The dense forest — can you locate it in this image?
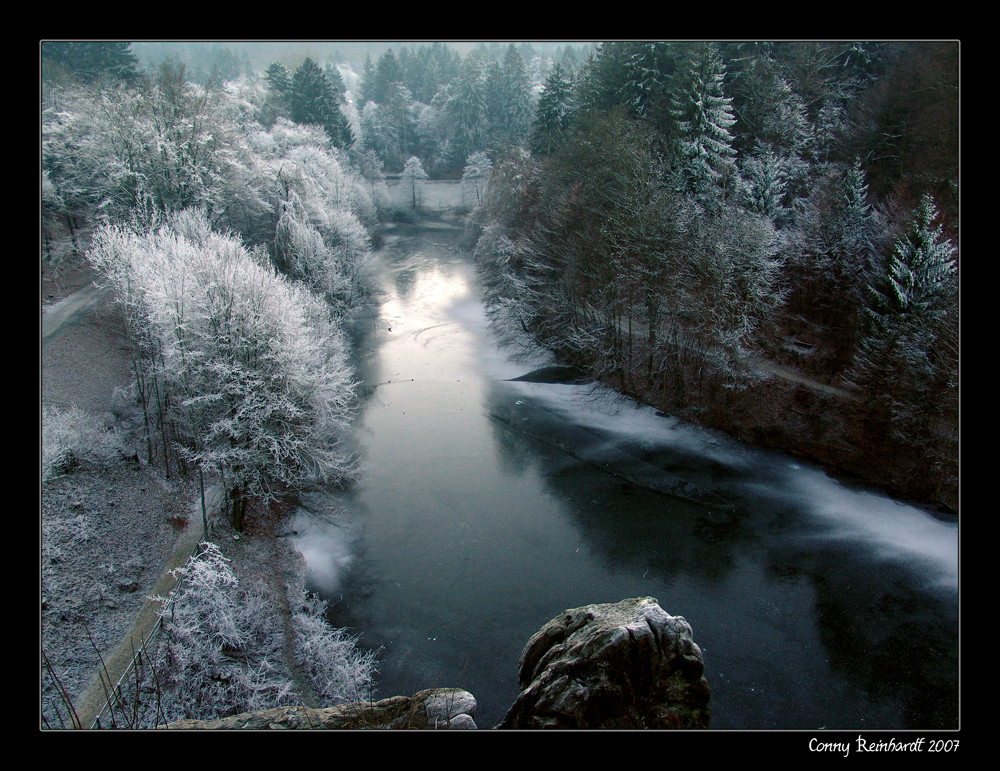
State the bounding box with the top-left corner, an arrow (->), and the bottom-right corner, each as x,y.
41,40 -> 958,518
466,42 -> 959,512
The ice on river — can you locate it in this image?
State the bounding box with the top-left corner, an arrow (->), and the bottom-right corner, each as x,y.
491,365 -> 958,594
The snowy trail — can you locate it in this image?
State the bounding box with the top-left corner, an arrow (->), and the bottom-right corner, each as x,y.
42,282 -> 108,340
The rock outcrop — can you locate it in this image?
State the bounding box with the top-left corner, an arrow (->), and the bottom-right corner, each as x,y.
162,597 -> 709,730
497,596 -> 710,729
163,687 -> 477,730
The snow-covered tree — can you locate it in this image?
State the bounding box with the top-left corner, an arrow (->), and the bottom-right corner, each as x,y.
670,42 -> 738,206
865,193 -> 956,328
671,201 -> 786,385
793,159 -> 882,291
737,144 -> 790,225
783,158 -> 886,358
848,194 -> 957,492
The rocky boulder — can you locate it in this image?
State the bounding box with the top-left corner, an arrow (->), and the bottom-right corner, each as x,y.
497,596 -> 710,729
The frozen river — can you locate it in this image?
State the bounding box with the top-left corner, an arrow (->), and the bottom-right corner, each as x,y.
291,217 -> 958,730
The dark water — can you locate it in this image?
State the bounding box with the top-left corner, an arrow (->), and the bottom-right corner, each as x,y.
291,218 -> 958,730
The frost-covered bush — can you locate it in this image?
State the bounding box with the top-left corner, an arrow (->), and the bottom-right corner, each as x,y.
288,580 -> 377,704
147,542 -> 377,724
42,407 -> 125,481
152,542 -> 294,721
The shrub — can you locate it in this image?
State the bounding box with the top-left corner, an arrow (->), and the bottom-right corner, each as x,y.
42,407 -> 125,481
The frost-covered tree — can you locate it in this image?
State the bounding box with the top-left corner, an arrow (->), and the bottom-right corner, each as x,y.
87,212 -> 358,531
726,47 -> 810,156
401,155 -> 428,209
250,118 -> 377,301
678,204 -> 785,369
784,158 -> 886,359
737,144 -> 790,225
462,151 -> 492,205
43,71 -> 268,253
152,541 -> 290,720
287,581 -> 378,705
148,542 -> 376,723
793,159 -> 882,291
42,88 -> 126,239
623,42 -> 677,132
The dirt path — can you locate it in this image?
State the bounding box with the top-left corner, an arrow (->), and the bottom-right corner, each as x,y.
42,283 -> 108,341
72,491 -> 217,728
749,356 -> 854,400
42,276 -> 316,728
41,276 -> 215,728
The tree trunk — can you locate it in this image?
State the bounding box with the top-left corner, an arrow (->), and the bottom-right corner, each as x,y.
231,485 -> 248,532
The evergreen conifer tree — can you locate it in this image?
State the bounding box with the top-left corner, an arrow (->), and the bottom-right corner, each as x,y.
669,42 -> 738,205
372,49 -> 404,105
291,58 -> 354,148
358,53 -> 376,105
866,193 -> 956,329
325,63 -> 347,102
531,63 -> 575,156
43,41 -> 142,85
265,61 -> 292,95
484,45 -> 533,152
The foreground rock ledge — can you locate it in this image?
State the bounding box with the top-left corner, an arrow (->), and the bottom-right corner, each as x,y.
498,596 -> 710,729
162,688 -> 477,730
160,597 -> 708,730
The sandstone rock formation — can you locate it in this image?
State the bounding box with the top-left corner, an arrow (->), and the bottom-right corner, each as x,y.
163,687 -> 477,729
497,596 -> 710,729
